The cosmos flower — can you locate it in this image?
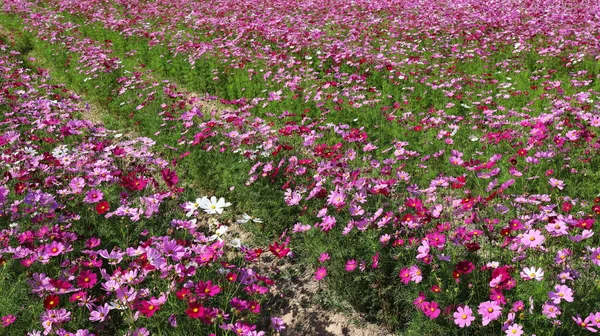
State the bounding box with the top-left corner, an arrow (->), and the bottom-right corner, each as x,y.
199,196 -> 231,214
453,306 -> 475,328
315,267 -> 327,281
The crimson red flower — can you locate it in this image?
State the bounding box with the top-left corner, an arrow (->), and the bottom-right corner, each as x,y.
455,260 -> 475,274
176,288 -> 191,300
49,279 -> 72,293
120,172 -> 149,191
465,242 -> 480,252
161,168 -> 179,188
96,201 -> 110,215
185,302 -> 205,319
269,241 -> 290,259
44,295 -> 60,309
226,272 -> 238,282
14,183 -> 27,194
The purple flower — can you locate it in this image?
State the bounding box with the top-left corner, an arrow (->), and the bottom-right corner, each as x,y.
89,304 -> 111,322
548,285 -> 574,304
271,317 -> 286,332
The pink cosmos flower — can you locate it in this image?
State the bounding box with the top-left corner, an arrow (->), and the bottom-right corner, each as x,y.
542,302 -> 561,319
520,229 -> 545,248
399,268 -> 411,284
505,323 -> 524,336
318,253 -> 330,263
548,284 -> 574,304
478,301 -> 502,326
453,306 -> 475,328
89,303 -> 111,322
76,270 -> 98,289
45,241 -> 65,257
196,280 -> 221,298
573,315 -> 598,333
84,189 -> 104,203
315,267 -> 327,281
345,259 -> 357,272
1,314 -> 16,327
423,301 -> 440,319
413,293 -> 427,310
549,178 -> 565,190
409,265 -> 422,283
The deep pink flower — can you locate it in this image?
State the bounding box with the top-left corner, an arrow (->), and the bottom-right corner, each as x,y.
573,315 -> 598,333
423,301 -> 440,319
76,270 -> 98,289
315,267 -> 327,281
196,280 -> 221,298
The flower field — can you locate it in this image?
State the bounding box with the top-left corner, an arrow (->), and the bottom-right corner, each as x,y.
2,0 -> 600,335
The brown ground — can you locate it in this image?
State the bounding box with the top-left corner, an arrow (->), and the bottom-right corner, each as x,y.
270,264 -> 393,336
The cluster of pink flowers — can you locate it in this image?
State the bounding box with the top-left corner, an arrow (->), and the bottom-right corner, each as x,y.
0,41 -> 283,335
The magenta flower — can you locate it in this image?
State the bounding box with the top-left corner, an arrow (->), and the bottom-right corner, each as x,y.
1,314 -> 16,327
84,189 -> 104,203
399,268 -> 411,284
453,306 -> 475,328
315,267 -> 327,281
45,241 -> 65,257
76,270 -> 97,289
345,259 -> 357,272
196,280 -> 221,298
413,293 -> 427,310
423,301 -> 440,320
573,315 -> 598,333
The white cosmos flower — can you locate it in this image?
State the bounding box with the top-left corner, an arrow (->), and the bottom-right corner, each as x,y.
200,196 -> 231,214
215,225 -> 229,236
236,213 -> 263,224
520,266 -> 544,281
229,238 -> 242,248
109,301 -> 127,310
185,197 -> 207,217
